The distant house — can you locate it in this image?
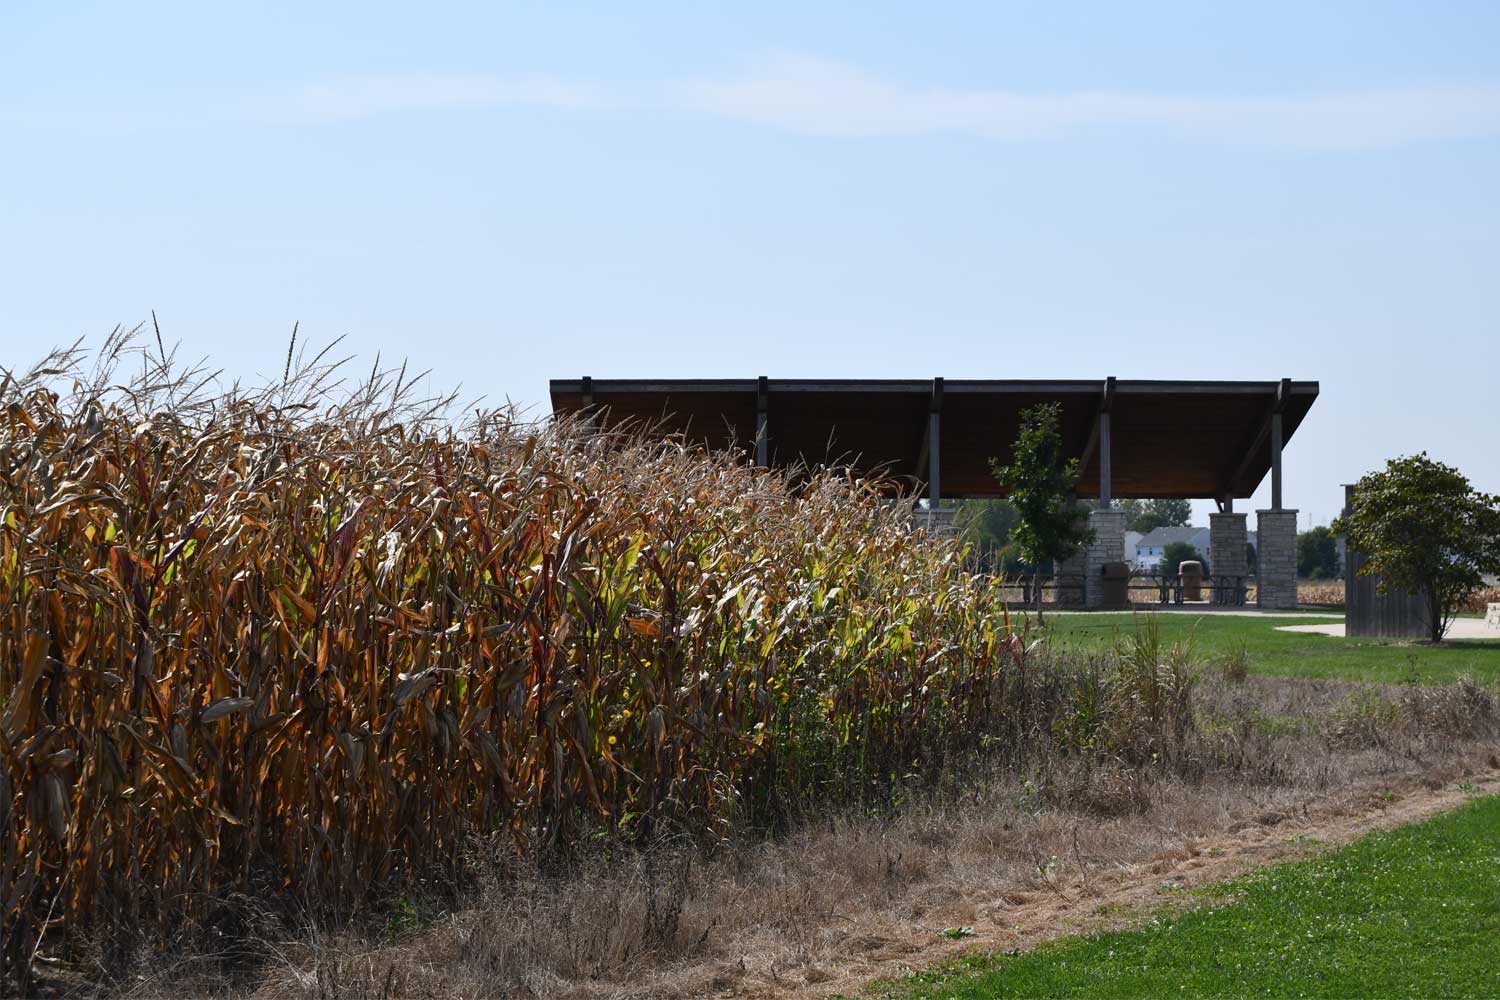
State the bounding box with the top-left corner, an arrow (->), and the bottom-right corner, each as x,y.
1135,526 -> 1207,571
1124,530 -> 1143,567
1134,525 -> 1259,572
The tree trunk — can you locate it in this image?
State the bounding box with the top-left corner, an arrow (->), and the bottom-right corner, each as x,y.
1428,588 -> 1444,644
1035,568 -> 1045,624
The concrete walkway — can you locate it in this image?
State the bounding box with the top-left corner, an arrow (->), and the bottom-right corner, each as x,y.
1277,618 -> 1500,640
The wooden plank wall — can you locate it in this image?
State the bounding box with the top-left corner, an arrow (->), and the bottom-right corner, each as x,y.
1344,547 -> 1429,637
1342,485 -> 1429,638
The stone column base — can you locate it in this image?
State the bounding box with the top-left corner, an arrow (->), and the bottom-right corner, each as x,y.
1209,512 -> 1248,605
1054,550 -> 1086,607
1085,508 -> 1129,608
1256,509 -> 1299,610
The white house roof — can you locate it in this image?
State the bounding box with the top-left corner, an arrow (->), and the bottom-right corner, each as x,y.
1138,526 -> 1204,548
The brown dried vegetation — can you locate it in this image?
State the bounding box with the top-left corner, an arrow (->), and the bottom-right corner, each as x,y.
1296,580 -> 1346,606
227,673 -> 1497,1000
0,334 -> 1052,992
1295,578 -> 1500,612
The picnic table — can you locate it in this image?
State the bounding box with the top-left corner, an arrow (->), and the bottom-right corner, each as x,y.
1140,572 -> 1249,607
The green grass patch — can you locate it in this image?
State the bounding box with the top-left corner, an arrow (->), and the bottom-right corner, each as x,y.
1033,612 -> 1500,685
862,795 -> 1500,999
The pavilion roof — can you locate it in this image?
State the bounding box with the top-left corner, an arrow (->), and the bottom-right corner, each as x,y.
547,377 -> 1318,501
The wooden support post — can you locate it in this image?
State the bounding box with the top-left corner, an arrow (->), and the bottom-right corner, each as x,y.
1099,412 -> 1112,509
1223,377 -> 1291,509
927,377 -> 943,510
579,375 -> 597,432
1098,377 -> 1115,509
1270,377 -> 1289,510
755,376 -> 769,469
1270,411 -> 1283,510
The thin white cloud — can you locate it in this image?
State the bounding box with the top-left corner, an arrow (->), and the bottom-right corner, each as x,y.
679,54 -> 1500,150
0,74 -> 616,132
12,54 -> 1500,150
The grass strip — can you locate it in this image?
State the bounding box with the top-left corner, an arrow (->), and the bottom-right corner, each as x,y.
865,793 -> 1500,999
1040,613 -> 1500,685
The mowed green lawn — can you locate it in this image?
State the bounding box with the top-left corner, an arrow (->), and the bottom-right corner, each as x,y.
863,794 -> 1500,999
1027,612 -> 1500,685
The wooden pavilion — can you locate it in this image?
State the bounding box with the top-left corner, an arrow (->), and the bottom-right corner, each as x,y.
548,377 -> 1316,510
549,377 -> 1317,609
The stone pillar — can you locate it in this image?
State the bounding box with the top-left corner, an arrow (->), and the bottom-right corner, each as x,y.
1084,508 -> 1128,608
1209,512 -> 1248,604
1054,550 -> 1086,608
1256,509 -> 1298,610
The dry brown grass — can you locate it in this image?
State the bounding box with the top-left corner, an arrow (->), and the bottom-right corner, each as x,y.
199,672 -> 1497,1000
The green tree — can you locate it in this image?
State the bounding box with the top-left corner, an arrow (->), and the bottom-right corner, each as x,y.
1116,498 -> 1147,528
1297,525 -> 1341,579
951,499 -> 1027,574
1332,453 -> 1500,643
991,402 -> 1093,620
1119,498 -> 1193,533
1160,541 -> 1207,579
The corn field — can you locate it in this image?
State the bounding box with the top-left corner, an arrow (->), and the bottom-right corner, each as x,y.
1294,580 -> 1500,613
0,335 -> 1040,984
1296,581 -> 1346,606
1461,586 -> 1500,613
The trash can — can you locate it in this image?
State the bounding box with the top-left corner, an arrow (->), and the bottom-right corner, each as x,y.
1100,561 -> 1131,608
1179,560 -> 1203,602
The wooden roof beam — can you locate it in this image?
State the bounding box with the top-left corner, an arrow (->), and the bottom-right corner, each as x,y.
1076,376 -> 1115,473
1223,378 -> 1293,500
755,375 -> 769,468
913,378 -> 943,500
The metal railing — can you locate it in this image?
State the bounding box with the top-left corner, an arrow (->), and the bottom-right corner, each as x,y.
1002,574 -> 1251,608
1133,573 -> 1250,607
1016,579 -> 1085,606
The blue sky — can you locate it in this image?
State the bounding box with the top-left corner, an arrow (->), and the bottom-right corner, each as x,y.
4,2 -> 1499,526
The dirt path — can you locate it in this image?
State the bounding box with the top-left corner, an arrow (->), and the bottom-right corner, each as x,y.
731,750 -> 1500,1000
